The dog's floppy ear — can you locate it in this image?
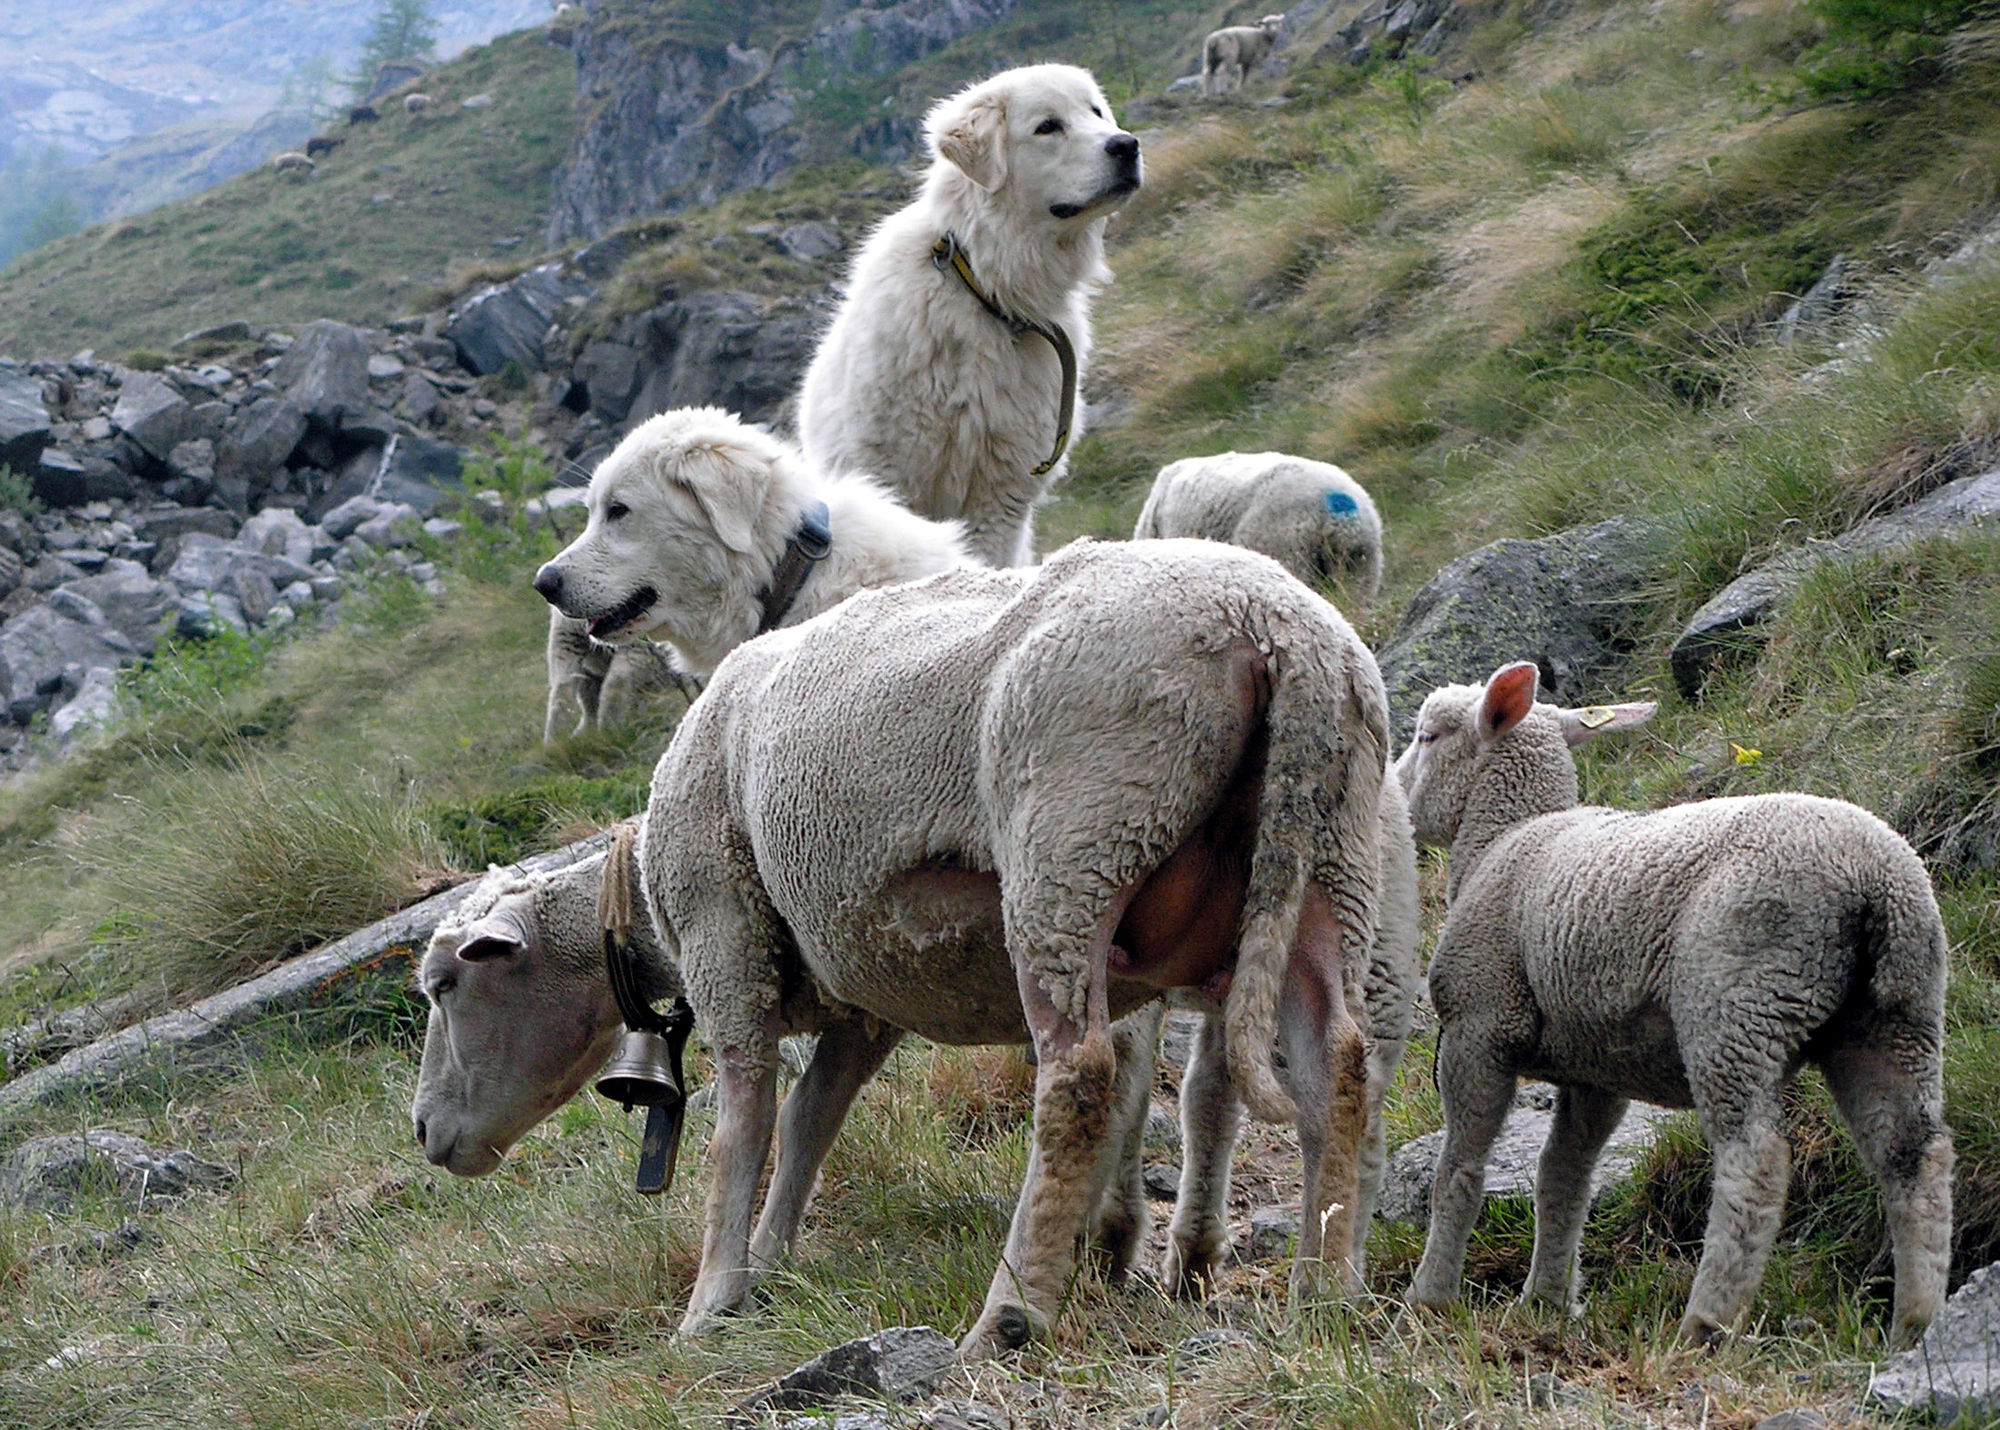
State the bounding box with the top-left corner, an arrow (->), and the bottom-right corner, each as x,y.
659,437 -> 763,555
930,88 -> 1008,191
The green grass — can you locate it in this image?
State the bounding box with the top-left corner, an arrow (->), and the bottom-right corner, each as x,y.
0,27 -> 574,357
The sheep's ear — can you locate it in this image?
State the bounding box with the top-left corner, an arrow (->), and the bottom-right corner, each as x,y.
664,440 -> 761,555
1556,701 -> 1657,748
1477,660 -> 1540,745
931,91 -> 1008,191
456,907 -> 529,962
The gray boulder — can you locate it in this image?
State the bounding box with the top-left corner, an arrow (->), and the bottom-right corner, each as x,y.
1377,1086 -> 1682,1224
239,507 -> 317,566
110,371 -> 203,462
1671,467 -> 2000,699
0,546 -> 20,600
1376,517 -> 1658,734
55,560 -> 169,649
0,605 -> 134,704
626,290 -> 816,430
130,505 -> 238,546
1868,1259 -> 2000,1421
778,220 -> 843,262
270,320 -> 372,431
51,665 -> 122,743
573,340 -> 645,424
730,1326 -> 956,1424
32,447 -> 135,508
214,396 -> 308,512
446,262 -> 590,375
0,366 -> 51,469
0,1128 -> 231,1212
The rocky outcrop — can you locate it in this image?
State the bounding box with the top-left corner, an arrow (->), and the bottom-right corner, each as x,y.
1868,1260 -> 2000,1420
1377,1084 -> 1683,1224
445,261 -> 593,376
1374,517 -> 1658,733
1670,468 -> 2000,699
730,1326 -> 957,1425
0,1129 -> 231,1212
546,0 -> 1022,244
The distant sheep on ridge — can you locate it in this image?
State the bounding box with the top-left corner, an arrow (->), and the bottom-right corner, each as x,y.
1203,14 -> 1285,98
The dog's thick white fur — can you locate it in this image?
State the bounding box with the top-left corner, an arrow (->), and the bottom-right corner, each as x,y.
797,64 -> 1141,568
534,407 -> 979,683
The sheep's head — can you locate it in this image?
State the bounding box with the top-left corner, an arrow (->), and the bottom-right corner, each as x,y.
410,853 -> 639,1176
1259,14 -> 1285,34
1395,661 -> 1655,852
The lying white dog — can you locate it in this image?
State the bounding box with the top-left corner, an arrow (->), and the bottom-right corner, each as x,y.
797,63 -> 1141,568
532,407 -> 978,681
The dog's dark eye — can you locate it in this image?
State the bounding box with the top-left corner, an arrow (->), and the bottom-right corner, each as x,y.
605,502 -> 630,521
1034,117 -> 1064,136
1090,105 -> 1103,118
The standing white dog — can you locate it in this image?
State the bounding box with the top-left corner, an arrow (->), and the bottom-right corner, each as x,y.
532,408 -> 978,681
797,64 -> 1141,568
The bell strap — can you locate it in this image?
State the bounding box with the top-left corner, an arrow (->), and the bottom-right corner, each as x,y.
930,232 -> 1078,477
602,925 -> 695,1195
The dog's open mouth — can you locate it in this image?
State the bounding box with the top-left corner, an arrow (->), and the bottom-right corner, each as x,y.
584,586 -> 657,641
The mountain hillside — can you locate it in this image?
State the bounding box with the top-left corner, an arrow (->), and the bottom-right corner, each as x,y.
1,0 -> 1999,1425
0,25 -> 575,356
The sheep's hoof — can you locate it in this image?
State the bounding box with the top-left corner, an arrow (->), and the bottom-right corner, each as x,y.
1161,1235 -> 1225,1299
674,1305 -> 727,1341
960,1303 -> 1038,1359
1676,1312 -> 1729,1350
1091,1209 -> 1147,1284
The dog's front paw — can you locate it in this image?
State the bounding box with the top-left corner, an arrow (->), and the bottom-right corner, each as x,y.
959,1302 -> 1041,1360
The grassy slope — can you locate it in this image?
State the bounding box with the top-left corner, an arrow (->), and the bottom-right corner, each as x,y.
4,2 -> 2000,1425
0,26 -> 574,359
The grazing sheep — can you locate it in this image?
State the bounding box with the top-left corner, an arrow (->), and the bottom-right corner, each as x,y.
348,103 -> 379,125
422,538 -> 1399,1355
304,134 -> 344,159
648,538 -> 1392,1355
1395,660 -> 1954,1348
403,92 -> 434,116
533,408 -> 981,741
270,152 -> 315,177
1134,451 -> 1384,611
1202,14 -> 1285,98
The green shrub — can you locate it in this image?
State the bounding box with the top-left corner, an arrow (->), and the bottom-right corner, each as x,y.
0,463 -> 42,515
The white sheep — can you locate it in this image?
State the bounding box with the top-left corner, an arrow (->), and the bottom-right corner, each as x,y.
1394,660 -> 1954,1348
419,538 -> 1404,1357
1202,14 -> 1286,98
403,92 -> 434,116
1133,451 -> 1383,611
270,152 -> 315,177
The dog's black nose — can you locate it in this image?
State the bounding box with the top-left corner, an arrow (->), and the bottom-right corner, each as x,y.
1105,133 -> 1139,163
532,565 -> 564,604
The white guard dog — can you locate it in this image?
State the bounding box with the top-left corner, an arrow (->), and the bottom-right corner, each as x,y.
797,64 -> 1141,568
532,407 -> 978,680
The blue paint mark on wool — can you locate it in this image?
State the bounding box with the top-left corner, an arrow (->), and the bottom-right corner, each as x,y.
1323,489 -> 1359,517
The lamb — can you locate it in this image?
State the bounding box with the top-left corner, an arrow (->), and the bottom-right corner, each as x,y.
304,135 -> 344,159
1133,451 -> 1383,611
1202,14 -> 1285,99
403,92 -> 434,116
421,537 -> 1404,1355
270,152 -> 315,177
533,408 -> 981,739
1395,660 -> 1954,1347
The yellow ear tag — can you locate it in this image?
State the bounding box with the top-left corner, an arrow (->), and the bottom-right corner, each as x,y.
1576,706 -> 1616,729
1731,742 -> 1763,766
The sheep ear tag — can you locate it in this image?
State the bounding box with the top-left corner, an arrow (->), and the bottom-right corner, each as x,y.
1576,706 -> 1616,729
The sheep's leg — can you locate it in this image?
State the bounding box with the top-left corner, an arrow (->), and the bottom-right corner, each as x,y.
747,1018 -> 905,1272
678,1036 -> 781,1338
1280,883 -> 1370,1303
1820,1036 -> 1953,1349
1522,1084 -> 1627,1312
1163,1010 -> 1244,1296
1352,1030 -> 1409,1278
1406,1026 -> 1516,1309
1681,1088 -> 1790,1346
962,914 -> 1120,1359
1089,1003 -> 1165,1283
